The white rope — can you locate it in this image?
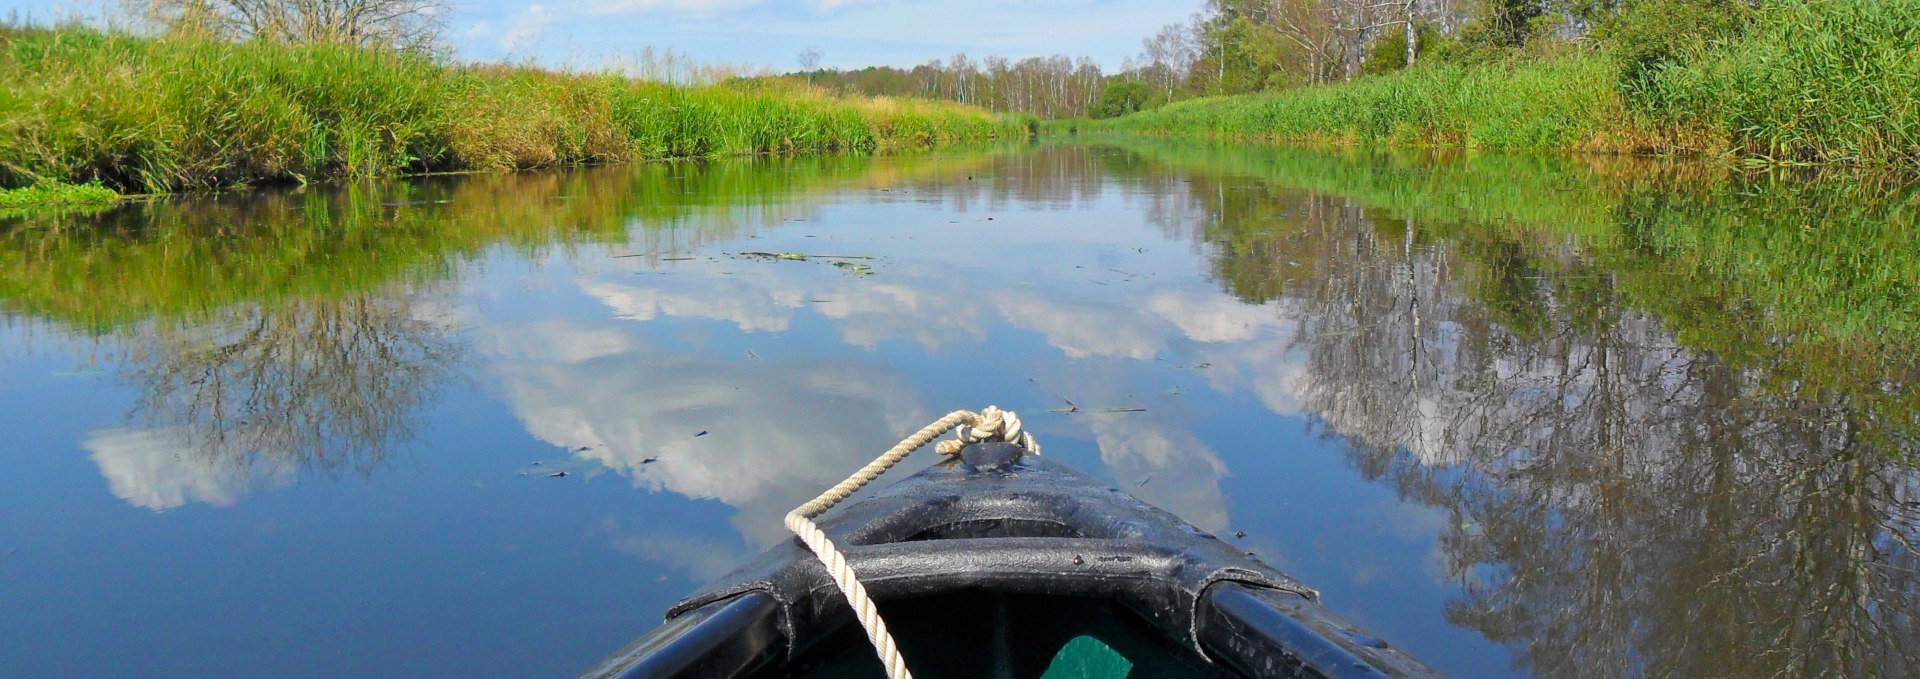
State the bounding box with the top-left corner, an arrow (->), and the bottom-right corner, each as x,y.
783,406 -> 1038,679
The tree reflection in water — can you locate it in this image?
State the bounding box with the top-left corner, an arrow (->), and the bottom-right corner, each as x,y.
7,154 -> 957,497
1160,151 -> 1920,677
118,294 -> 462,479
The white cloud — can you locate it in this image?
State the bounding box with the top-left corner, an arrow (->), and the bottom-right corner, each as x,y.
85,428 -> 290,511
594,517 -> 756,579
1190,337 -> 1308,417
476,319 -> 639,363
584,0 -> 765,17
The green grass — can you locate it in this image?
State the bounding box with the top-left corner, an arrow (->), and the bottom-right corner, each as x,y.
1079,54 -> 1632,152
1070,0 -> 1920,168
0,179 -> 121,219
1635,0 -> 1920,165
0,26 -> 1026,194
0,180 -> 120,207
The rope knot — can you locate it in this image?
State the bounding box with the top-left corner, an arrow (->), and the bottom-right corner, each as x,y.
785,406 -> 1042,679
935,406 -> 1036,455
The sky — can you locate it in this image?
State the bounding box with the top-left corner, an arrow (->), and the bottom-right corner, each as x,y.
6,0 -> 1203,72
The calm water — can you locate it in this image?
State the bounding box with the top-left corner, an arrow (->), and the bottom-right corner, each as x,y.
2,142 -> 1916,678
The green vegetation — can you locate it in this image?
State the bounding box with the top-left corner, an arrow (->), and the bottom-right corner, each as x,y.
1094,82 -> 1152,119
1072,0 -> 1920,168
0,180 -> 122,218
1632,0 -> 1920,165
1078,54 -> 1631,152
0,26 -> 1025,195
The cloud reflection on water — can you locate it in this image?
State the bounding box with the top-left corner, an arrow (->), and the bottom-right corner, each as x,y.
85,427 -> 290,511
466,247 -> 1290,544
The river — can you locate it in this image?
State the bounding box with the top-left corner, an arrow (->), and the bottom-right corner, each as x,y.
2,142 -> 1915,678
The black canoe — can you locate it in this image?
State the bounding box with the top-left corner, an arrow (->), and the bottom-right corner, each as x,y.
581,442 -> 1443,679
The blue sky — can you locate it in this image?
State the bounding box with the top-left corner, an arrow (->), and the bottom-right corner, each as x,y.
6,0 -> 1202,71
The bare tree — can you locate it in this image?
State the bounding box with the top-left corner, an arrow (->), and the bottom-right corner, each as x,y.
142,0 -> 446,50
1139,23 -> 1196,99
797,46 -> 822,84
1268,0 -> 1343,84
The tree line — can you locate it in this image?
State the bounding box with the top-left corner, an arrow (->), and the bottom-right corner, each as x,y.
784,0 -> 1733,119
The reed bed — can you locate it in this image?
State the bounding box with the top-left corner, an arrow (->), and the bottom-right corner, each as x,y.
1635,0 -> 1920,165
1090,54 -> 1631,152
1072,0 -> 1920,168
0,26 -> 1024,194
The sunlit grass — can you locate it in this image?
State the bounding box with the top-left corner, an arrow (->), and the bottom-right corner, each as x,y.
1071,0 -> 1920,168
0,180 -> 120,207
1078,54 -> 1635,152
1635,0 -> 1920,165
0,25 -> 1026,194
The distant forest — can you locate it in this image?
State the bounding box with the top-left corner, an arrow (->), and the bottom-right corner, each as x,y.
773,0 -> 1616,119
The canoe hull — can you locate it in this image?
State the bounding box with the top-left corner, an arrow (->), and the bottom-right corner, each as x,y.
583,443 -> 1441,679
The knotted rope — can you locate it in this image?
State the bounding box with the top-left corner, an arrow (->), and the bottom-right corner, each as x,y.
783,406 -> 1038,679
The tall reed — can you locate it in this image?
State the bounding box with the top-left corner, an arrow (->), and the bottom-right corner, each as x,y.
0,26 -> 1024,193
1082,53 -> 1631,152
1635,0 -> 1920,165
1074,0 -> 1920,168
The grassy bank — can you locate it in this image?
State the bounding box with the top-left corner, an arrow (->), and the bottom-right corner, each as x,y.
1079,54 -> 1635,152
0,26 -> 1028,196
1069,0 -> 1920,167
1635,0 -> 1920,165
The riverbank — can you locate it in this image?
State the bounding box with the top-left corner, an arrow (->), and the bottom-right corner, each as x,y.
1063,0 -> 1920,168
1066,54 -> 1635,152
0,26 -> 1029,198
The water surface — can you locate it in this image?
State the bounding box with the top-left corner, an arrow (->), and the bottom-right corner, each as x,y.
2,142 -> 1915,678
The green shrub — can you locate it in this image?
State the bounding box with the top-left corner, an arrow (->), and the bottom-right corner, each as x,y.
1363,24 -> 1444,75
1597,0 -> 1757,92
1095,81 -> 1151,119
